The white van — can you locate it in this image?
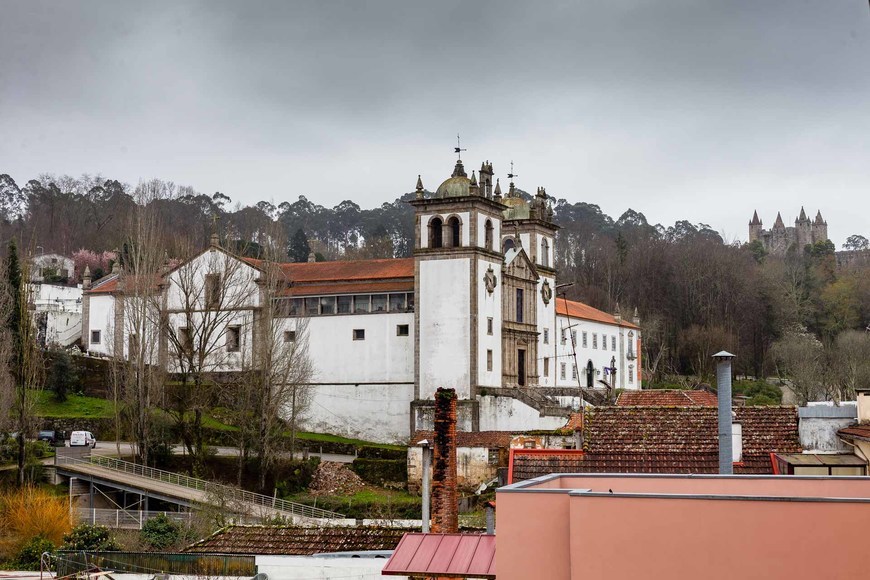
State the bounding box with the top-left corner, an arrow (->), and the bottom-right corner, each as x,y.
69,430 -> 96,448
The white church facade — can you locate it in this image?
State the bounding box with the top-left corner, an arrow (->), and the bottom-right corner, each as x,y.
82,158 -> 641,443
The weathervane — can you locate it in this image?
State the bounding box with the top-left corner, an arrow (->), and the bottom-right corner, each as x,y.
455,133 -> 466,160
507,160 -> 518,182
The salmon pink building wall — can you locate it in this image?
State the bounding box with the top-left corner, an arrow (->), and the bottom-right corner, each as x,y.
497,474 -> 870,580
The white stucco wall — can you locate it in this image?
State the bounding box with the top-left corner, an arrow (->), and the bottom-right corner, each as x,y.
255,555 -> 398,580
478,395 -> 569,432
553,314 -> 639,390
418,258 -> 471,399
296,312 -> 414,383
164,249 -> 261,311
537,275 -> 556,386
306,383 -> 414,443
86,294 -> 115,356
476,212 -> 502,250
477,257 -> 502,387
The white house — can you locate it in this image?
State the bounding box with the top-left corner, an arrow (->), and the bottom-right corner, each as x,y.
30,252 -> 75,282
82,157 -> 642,443
29,282 -> 83,347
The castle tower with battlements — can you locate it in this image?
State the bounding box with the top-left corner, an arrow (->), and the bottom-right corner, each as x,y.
748,207 -> 829,255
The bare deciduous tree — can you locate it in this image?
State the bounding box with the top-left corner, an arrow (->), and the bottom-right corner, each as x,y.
161,239 -> 259,474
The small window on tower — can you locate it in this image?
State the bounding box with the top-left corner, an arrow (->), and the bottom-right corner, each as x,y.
396,324 -> 409,337
353,329 -> 365,341
487,317 -> 493,335
487,349 -> 493,372
612,336 -> 616,351
543,357 -> 550,377
90,330 -> 101,344
543,328 -> 549,344
593,334 -> 598,350
560,363 -> 566,380
582,332 -> 587,348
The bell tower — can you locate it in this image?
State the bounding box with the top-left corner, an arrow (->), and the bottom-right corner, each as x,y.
411,155 -> 506,432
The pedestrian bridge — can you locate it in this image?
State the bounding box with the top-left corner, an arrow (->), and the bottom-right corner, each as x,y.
54,448 -> 346,525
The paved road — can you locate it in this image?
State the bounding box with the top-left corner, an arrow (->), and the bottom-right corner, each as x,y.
91,441 -> 356,463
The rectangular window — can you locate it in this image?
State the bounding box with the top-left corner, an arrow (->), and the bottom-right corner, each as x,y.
612,336 -> 617,351
90,330 -> 101,344
543,357 -> 550,377
389,293 -> 406,312
320,296 -> 336,315
372,294 -> 388,312
292,298 -> 304,316
337,295 -> 352,314
178,327 -> 192,353
572,330 -> 578,346
487,317 -> 493,335
629,365 -> 634,384
305,297 -> 319,316
593,334 -> 598,350
516,288 -> 524,323
353,328 -> 365,340
353,295 -> 370,313
226,326 -> 240,352
406,293 -> 415,312
572,364 -> 577,380
543,328 -> 549,344
205,274 -> 221,308
560,363 -> 566,380
283,330 -> 296,343
582,331 -> 587,348
397,324 -> 409,336
517,348 -> 526,386
487,349 -> 493,372
561,329 -> 567,345
488,448 -> 499,466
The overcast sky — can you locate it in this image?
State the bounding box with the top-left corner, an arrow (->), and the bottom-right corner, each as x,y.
2,1 -> 869,245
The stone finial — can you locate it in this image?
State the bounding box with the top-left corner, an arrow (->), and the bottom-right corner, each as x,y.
82,265 -> 92,290
493,178 -> 502,201
308,252 -> 316,263
613,302 -> 621,322
469,171 -> 479,195
111,261 -> 120,275
451,159 -> 467,178
416,175 -> 424,199
632,307 -> 640,326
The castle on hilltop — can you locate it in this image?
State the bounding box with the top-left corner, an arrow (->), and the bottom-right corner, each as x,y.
748,207 -> 828,255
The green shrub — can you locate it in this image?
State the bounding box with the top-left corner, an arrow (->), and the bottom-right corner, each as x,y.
140,514 -> 181,549
357,446 -> 406,460
733,380 -> 782,405
61,524 -> 121,551
15,535 -> 55,570
275,459 -> 320,495
351,458 -> 407,486
47,348 -> 80,403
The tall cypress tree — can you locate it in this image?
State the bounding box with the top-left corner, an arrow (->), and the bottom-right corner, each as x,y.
5,239 -> 22,378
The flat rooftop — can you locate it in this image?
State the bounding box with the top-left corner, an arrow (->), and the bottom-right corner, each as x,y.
500,472 -> 870,502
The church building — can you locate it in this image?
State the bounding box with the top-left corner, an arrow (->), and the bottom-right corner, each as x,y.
82,157 -> 641,443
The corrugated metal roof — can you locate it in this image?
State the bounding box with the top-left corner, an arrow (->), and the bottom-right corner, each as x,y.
776,453 -> 867,467
382,533 -> 496,578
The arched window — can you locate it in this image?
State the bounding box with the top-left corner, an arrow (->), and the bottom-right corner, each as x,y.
586,360 -> 594,389
448,216 -> 461,248
429,217 -> 443,249
541,238 -> 550,267
503,238 -> 515,253
484,220 -> 494,251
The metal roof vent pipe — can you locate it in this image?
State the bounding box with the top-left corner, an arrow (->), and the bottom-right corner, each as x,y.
713,351 -> 736,475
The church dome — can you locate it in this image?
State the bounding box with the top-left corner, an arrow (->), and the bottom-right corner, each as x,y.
434,159 -> 471,198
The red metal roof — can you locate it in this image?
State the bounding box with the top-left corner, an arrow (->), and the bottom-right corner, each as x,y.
555,298 -> 639,329
382,533 -> 496,578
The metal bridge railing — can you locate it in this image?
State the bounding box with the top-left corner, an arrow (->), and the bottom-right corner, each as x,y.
56,452 -> 345,520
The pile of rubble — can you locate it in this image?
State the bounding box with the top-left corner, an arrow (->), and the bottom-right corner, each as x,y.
309,461 -> 366,496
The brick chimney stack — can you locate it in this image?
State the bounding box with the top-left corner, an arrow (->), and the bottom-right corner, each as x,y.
431,387 -> 458,533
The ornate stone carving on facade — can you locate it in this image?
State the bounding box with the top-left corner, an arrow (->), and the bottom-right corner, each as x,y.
541,280 -> 552,304
484,266 -> 497,294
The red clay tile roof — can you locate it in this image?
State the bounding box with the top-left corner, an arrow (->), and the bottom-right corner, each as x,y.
86,274 -> 164,295
411,431 -> 513,449
837,425 -> 870,443
555,298 -> 639,329
382,533 -> 496,578
184,525 -> 413,555
616,389 -> 717,407
244,257 -> 414,283
511,406 -> 800,481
